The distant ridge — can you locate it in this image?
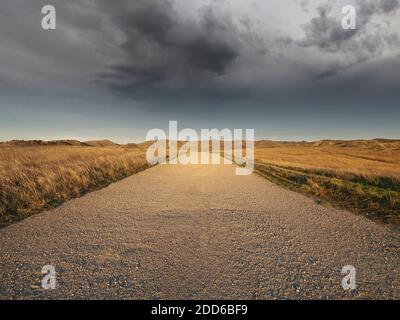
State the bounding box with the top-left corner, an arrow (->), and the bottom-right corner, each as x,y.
0,139 -> 85,146
1,139 -> 399,150
255,139 -> 400,150
124,143 -> 140,148
83,139 -> 119,147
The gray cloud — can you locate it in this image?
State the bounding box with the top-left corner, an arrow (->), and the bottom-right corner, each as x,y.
298,4 -> 358,52
299,0 -> 311,12
0,0 -> 399,116
95,0 -> 242,100
379,0 -> 400,13
295,0 -> 400,81
298,0 -> 399,53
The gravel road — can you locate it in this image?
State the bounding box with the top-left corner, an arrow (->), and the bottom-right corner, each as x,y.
0,159 -> 399,299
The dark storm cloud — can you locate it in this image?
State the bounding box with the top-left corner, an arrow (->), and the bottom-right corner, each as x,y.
0,0 -> 399,113
92,0 -> 400,107
0,0 -> 118,97
95,0 -> 241,99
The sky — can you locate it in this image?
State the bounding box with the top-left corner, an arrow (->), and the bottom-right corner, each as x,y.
0,0 -> 399,143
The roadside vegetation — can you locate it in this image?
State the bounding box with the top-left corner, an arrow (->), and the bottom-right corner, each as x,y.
1,138 -> 399,227
253,139 -> 400,225
0,141 -> 150,227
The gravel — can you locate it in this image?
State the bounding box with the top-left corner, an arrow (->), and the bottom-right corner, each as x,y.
0,161 -> 399,299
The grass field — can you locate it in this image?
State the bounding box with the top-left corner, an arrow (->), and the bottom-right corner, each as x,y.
253,139 -> 400,224
0,141 -> 150,227
1,138 -> 399,227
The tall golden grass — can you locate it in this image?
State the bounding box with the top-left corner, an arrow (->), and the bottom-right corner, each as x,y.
253,141 -> 400,224
1,139 -> 399,227
0,145 -> 150,227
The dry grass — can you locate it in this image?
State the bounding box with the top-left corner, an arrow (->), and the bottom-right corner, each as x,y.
253,140 -> 400,224
0,144 -> 150,227
2,139 -> 400,227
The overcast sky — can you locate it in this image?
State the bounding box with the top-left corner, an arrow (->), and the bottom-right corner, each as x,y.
0,0 -> 399,142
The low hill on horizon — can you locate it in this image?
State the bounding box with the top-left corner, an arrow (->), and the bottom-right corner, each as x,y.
0,139 -> 85,147
0,139 -> 121,148
83,139 -> 119,147
255,139 -> 400,150
1,138 -> 399,150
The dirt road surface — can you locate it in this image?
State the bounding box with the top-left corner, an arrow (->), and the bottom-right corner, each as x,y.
1,159 -> 399,299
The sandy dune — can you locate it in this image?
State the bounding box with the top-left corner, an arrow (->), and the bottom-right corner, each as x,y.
0,158 -> 399,299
